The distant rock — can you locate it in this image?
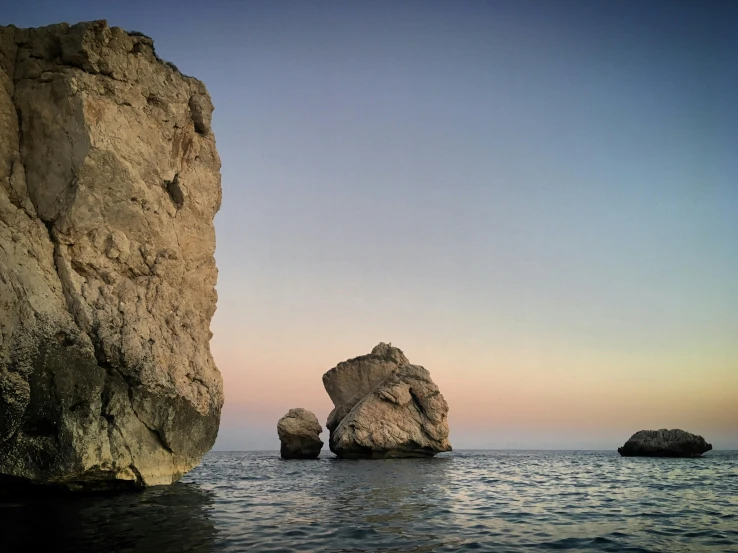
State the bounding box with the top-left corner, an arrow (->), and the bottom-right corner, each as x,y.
322,343 -> 451,459
618,429 -> 712,457
277,409 -> 323,459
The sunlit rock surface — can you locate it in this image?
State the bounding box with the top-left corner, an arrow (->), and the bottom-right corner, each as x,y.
323,343 -> 451,459
0,20 -> 223,491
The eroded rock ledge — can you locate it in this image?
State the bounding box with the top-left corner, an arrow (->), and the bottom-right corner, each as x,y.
322,343 -> 451,459
0,20 -> 223,491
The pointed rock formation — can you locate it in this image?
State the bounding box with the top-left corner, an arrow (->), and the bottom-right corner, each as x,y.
618,429 -> 712,458
322,343 -> 451,458
277,408 -> 323,459
0,21 -> 223,491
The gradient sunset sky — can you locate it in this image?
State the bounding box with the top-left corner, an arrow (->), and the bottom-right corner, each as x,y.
5,1 -> 737,450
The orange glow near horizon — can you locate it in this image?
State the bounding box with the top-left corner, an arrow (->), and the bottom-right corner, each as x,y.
210,325 -> 738,450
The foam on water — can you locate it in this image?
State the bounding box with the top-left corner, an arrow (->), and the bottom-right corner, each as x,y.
3,450 -> 737,552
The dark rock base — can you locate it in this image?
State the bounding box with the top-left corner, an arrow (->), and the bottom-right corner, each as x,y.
617,448 -> 709,458
280,441 -> 322,460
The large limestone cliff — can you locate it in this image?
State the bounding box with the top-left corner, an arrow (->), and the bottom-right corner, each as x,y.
0,20 -> 223,490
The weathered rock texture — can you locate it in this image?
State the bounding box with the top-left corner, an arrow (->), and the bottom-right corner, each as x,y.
0,21 -> 223,491
277,408 -> 323,459
618,429 -> 712,458
323,343 -> 451,459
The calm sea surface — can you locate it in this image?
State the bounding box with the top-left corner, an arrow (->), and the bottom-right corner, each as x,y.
2,450 -> 737,552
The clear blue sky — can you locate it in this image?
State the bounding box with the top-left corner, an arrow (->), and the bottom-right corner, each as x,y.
4,1 -> 738,450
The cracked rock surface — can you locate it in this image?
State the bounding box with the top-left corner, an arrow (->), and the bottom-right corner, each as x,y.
323,343 -> 451,459
0,20 -> 223,491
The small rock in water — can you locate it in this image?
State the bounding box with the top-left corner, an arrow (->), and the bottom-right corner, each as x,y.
277,409 -> 324,459
618,429 -> 712,457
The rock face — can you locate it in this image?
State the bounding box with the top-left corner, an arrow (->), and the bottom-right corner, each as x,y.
618,429 -> 712,458
277,408 -> 323,459
0,21 -> 223,491
323,343 -> 451,459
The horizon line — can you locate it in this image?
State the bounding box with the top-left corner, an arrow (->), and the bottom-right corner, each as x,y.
208,448 -> 736,453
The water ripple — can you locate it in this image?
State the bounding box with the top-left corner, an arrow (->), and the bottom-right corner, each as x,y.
2,450 -> 737,552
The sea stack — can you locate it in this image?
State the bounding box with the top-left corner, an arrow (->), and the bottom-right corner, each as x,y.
618,429 -> 712,458
322,343 -> 451,459
0,21 -> 223,491
277,409 -> 324,459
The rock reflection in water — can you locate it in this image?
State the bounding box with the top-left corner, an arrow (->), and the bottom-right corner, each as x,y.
325,457 -> 460,551
1,483 -> 217,552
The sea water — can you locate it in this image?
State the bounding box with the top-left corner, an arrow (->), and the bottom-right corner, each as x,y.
3,450 -> 737,552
